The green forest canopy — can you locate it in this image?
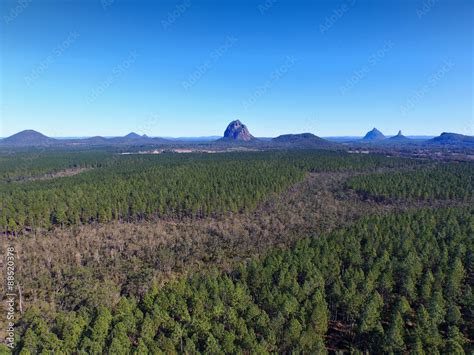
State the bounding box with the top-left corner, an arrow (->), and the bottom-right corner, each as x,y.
0,150 -> 423,232
346,163 -> 474,201
12,207 -> 473,354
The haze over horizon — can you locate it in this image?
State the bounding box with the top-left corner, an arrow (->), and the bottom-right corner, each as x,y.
1,0 -> 472,138
0,128 -> 440,140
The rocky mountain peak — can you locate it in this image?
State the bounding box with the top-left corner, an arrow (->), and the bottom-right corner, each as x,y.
363,128 -> 386,141
223,120 -> 254,141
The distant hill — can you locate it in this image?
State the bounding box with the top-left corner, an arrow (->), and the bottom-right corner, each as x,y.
1,130 -> 56,146
272,133 -> 337,148
0,130 -> 169,147
108,132 -> 168,145
363,128 -> 386,141
82,136 -> 109,144
388,130 -> 410,141
1,127 -> 472,150
429,132 -> 474,146
109,132 -> 144,143
124,132 -> 143,139
219,120 -> 255,141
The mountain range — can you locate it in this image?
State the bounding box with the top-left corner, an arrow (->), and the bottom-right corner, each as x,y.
1,122 -> 473,149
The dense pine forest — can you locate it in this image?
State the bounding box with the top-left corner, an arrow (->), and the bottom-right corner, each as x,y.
0,148 -> 473,353
0,150 -> 114,182
9,208 -> 473,353
2,0 -> 472,352
346,163 -> 474,201
0,150 -> 419,232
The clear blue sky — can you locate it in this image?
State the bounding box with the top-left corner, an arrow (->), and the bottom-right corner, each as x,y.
1,0 -> 472,137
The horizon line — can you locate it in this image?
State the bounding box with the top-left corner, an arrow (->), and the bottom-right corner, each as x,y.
1,128 -> 468,140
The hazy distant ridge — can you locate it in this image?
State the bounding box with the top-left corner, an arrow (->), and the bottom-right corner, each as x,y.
1,124 -> 473,149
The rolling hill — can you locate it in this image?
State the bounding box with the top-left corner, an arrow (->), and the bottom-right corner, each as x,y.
429,132 -> 474,146
272,133 -> 338,148
1,130 -> 56,146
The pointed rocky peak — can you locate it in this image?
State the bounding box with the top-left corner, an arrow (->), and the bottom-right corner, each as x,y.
363,128 -> 386,141
389,130 -> 409,141
222,120 -> 254,141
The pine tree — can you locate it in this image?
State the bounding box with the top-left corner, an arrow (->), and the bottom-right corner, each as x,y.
444,326 -> 467,354
385,311 -> 405,353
